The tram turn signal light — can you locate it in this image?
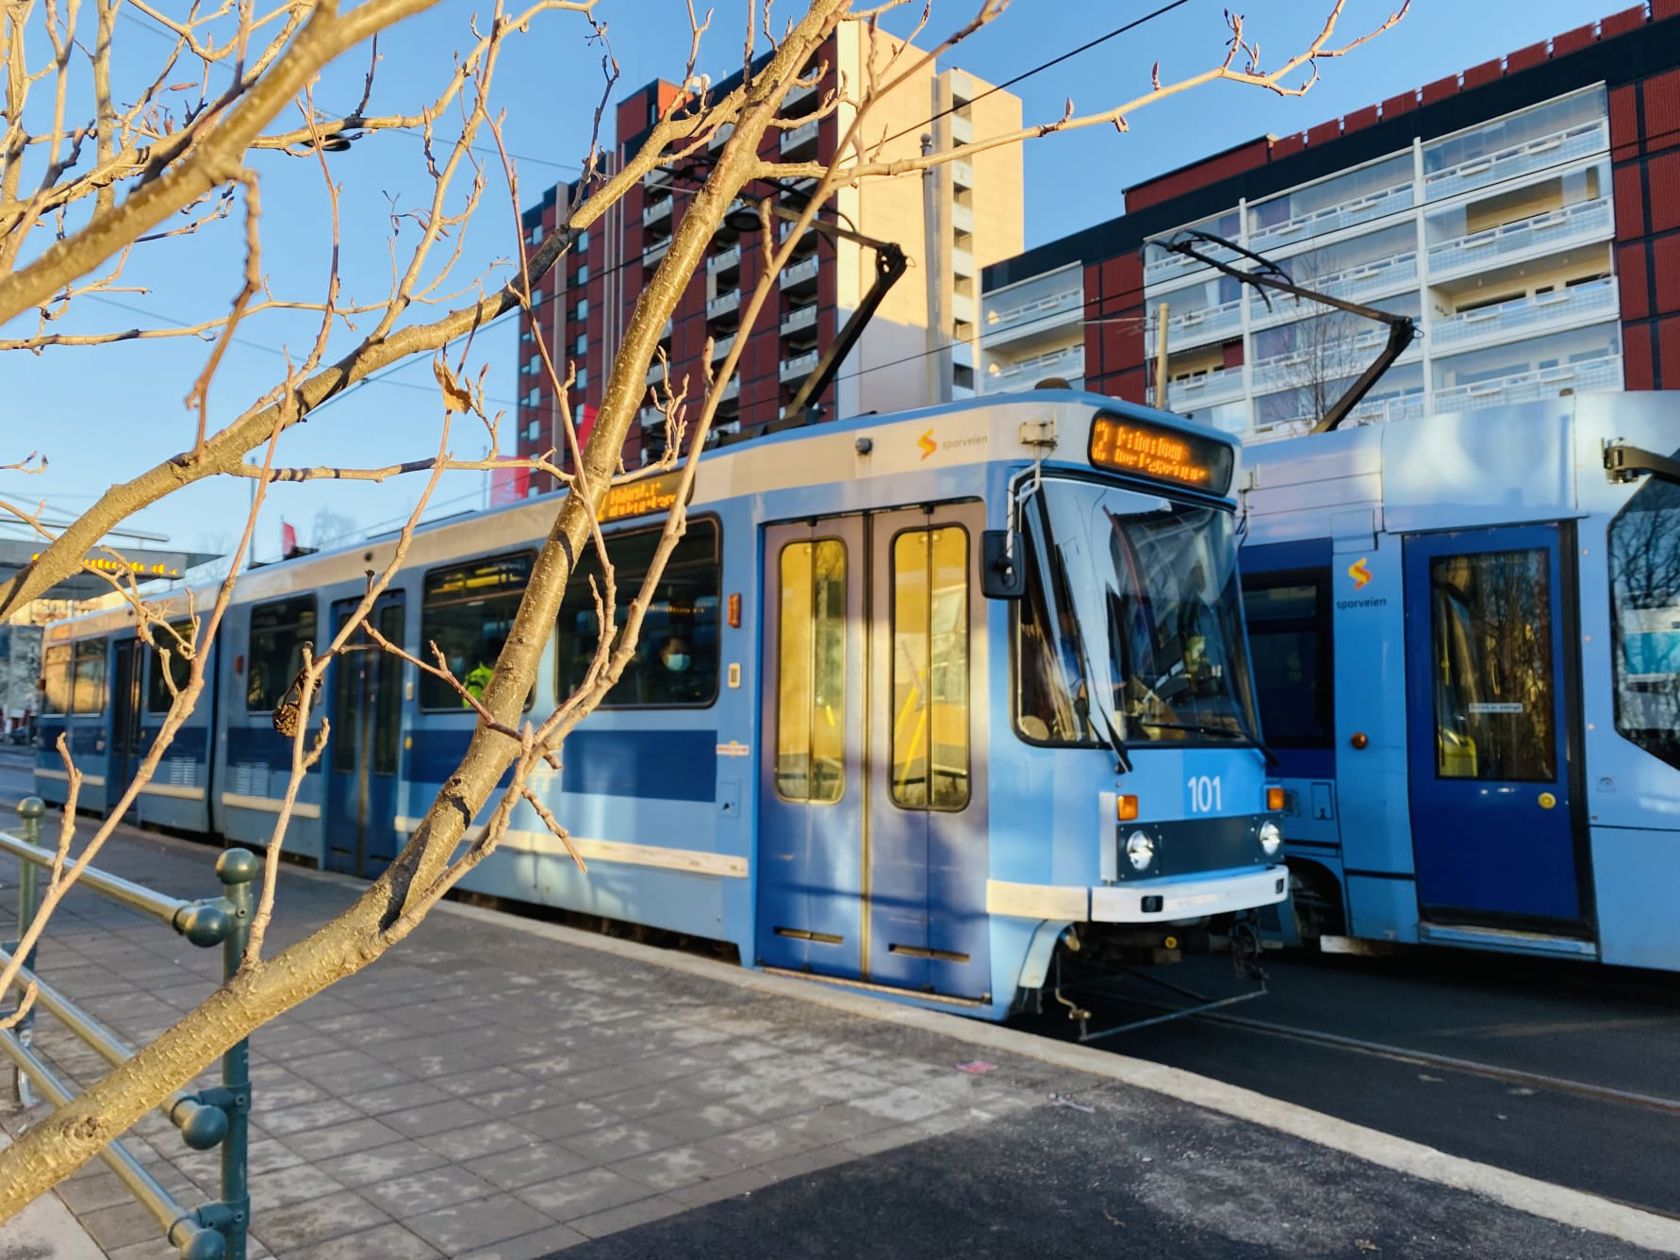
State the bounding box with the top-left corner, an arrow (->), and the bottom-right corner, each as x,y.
1116,794 -> 1139,822
1266,786 -> 1285,812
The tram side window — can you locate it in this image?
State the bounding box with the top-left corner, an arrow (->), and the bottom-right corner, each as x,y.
146,620 -> 195,713
41,645 -> 71,715
775,539 -> 847,802
72,640 -> 106,714
1609,465 -> 1680,770
554,520 -> 720,708
1242,575 -> 1333,747
890,527 -> 970,810
246,597 -> 317,712
421,553 -> 532,710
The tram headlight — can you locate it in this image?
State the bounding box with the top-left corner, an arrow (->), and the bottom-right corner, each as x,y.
1124,829 -> 1155,872
1259,819 -> 1284,857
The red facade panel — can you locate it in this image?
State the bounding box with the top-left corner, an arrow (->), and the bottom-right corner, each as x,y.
1220,340 -> 1244,369
1644,68 -> 1680,153
1601,6 -> 1648,39
1111,366 -> 1148,406
1084,323 -> 1102,379
1619,243 -> 1651,318
1420,74 -> 1460,105
1380,89 -> 1418,117
1270,134 -> 1307,159
1657,315 -> 1680,384
1654,235 -> 1680,314
1659,0 -> 1680,21
1461,58 -> 1502,90
1342,105 -> 1379,134
1307,120 -> 1342,147
1610,84 -> 1643,162
1097,259 -> 1124,301
1650,153 -> 1680,233
1550,22 -> 1597,57
1613,164 -> 1647,238
1505,40 -> 1548,74
1624,322 -> 1656,390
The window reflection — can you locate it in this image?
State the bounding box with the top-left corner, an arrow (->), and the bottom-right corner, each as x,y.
775,539 -> 847,802
1610,462 -> 1680,770
891,527 -> 969,810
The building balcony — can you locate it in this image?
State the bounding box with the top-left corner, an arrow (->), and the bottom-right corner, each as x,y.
1433,352 -> 1623,413
780,303 -> 818,335
638,405 -> 666,430
643,238 -> 671,267
780,118 -> 819,154
1427,196 -> 1613,281
951,339 -> 975,370
1149,363 -> 1245,410
1430,278 -> 1618,354
720,376 -> 740,402
986,342 -> 1085,388
1249,252 -> 1418,329
780,347 -> 821,382
1247,180 -> 1414,252
645,359 -> 666,388
707,244 -> 741,274
1146,297 -> 1244,357
784,78 -> 817,110
709,121 -> 735,150
1424,118 -> 1609,205
779,176 -> 819,202
707,289 -> 740,320
711,332 -> 736,361
779,254 -> 820,289
643,166 -> 673,192
951,247 -> 975,278
951,291 -> 975,326
950,159 -> 974,189
950,113 -> 974,146
1248,329 -> 1422,395
983,278 -> 1081,344
952,202 -> 974,235
642,197 -> 672,225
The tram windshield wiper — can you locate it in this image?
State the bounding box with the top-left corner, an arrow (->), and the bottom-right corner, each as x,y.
1133,718 -> 1244,740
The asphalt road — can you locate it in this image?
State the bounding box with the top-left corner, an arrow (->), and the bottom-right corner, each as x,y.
5,748 -> 1677,1225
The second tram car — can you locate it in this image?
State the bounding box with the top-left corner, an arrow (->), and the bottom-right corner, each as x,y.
35,392 -> 1288,1019
1241,394 -> 1680,970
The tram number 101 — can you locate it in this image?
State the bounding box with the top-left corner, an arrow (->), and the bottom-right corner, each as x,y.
1186,775 -> 1223,814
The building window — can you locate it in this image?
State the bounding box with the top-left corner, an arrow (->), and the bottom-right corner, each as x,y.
775,538 -> 847,802
555,520 -> 720,708
1610,457 -> 1680,770
420,553 -> 533,709
577,229 -> 590,251
524,388 -> 541,408
575,368 -> 588,391
1242,575 -> 1333,747
525,419 -> 541,442
41,644 -> 70,715
531,288 -> 543,305
890,526 -> 969,810
146,621 -> 194,713
522,356 -> 541,376
71,640 -> 105,714
576,265 -> 589,285
519,327 -> 534,345
246,596 -> 316,712
573,298 -> 589,322
575,333 -> 588,355
527,223 -> 543,246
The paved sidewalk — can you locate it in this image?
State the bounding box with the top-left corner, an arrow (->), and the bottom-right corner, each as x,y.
1,811 -> 1676,1259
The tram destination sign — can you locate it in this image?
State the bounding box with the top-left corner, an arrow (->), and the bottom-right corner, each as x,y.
599,470 -> 686,523
1087,414 -> 1234,496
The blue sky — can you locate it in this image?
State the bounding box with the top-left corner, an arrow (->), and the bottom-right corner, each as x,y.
0,0 -> 1623,560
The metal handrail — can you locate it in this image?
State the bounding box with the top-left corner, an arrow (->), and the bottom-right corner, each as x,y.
0,798 -> 257,1260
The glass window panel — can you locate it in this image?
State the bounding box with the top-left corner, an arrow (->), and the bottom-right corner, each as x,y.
1430,550 -> 1556,781
1609,462 -> 1680,770
891,527 -> 969,810
374,603 -> 404,775
72,640 -> 105,714
555,521 -> 720,708
146,621 -> 194,713
774,539 -> 847,802
246,597 -> 317,712
331,636 -> 358,772
42,644 -> 70,715
421,554 -> 531,710
1244,579 -> 1332,748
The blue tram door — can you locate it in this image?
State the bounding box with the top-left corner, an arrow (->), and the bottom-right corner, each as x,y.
325,595 -> 406,877
1402,525 -> 1588,930
756,505 -> 990,1001
107,639 -> 143,814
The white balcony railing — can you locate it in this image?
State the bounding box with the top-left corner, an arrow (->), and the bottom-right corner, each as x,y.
780,348 -> 821,381
784,79 -> 817,110
638,406 -> 665,429
1427,196 -> 1613,280
987,342 -> 1085,385
950,159 -> 974,188
707,289 -> 740,320
711,332 -> 736,361
951,247 -> 975,277
1144,236 -> 1242,286
708,122 -> 735,150
707,244 -> 741,274
780,118 -> 819,154
779,255 -> 820,289
1431,277 -> 1618,352
952,202 -> 974,235
951,339 -> 975,370
983,283 -> 1081,341
780,304 -> 818,335
642,166 -> 673,192
1149,363 -> 1245,409
950,113 -> 974,145
643,238 -> 671,267
1434,353 -> 1623,412
1424,118 -> 1609,204
1146,297 -> 1244,357
951,291 -> 975,326
1248,327 -> 1422,395
645,359 -> 665,387
1249,251 -> 1418,328
720,376 -> 740,401
642,197 -> 672,225
1248,180 -> 1415,251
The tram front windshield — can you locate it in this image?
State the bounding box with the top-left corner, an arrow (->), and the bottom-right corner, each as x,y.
1016,477 -> 1259,748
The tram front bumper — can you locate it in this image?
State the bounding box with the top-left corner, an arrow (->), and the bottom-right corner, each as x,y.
987,865 -> 1288,925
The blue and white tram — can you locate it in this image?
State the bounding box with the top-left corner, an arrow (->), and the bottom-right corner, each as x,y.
38,391 -> 1288,1018
1241,393 -> 1680,970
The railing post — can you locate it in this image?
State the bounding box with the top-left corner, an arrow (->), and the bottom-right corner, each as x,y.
13,796 -> 44,1106
214,848 -> 257,1260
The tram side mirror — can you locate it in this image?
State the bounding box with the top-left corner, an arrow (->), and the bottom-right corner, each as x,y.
981,530 -> 1026,600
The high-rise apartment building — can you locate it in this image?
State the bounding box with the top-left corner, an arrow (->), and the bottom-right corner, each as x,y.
979,4 -> 1680,443
506,25 -> 1022,500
